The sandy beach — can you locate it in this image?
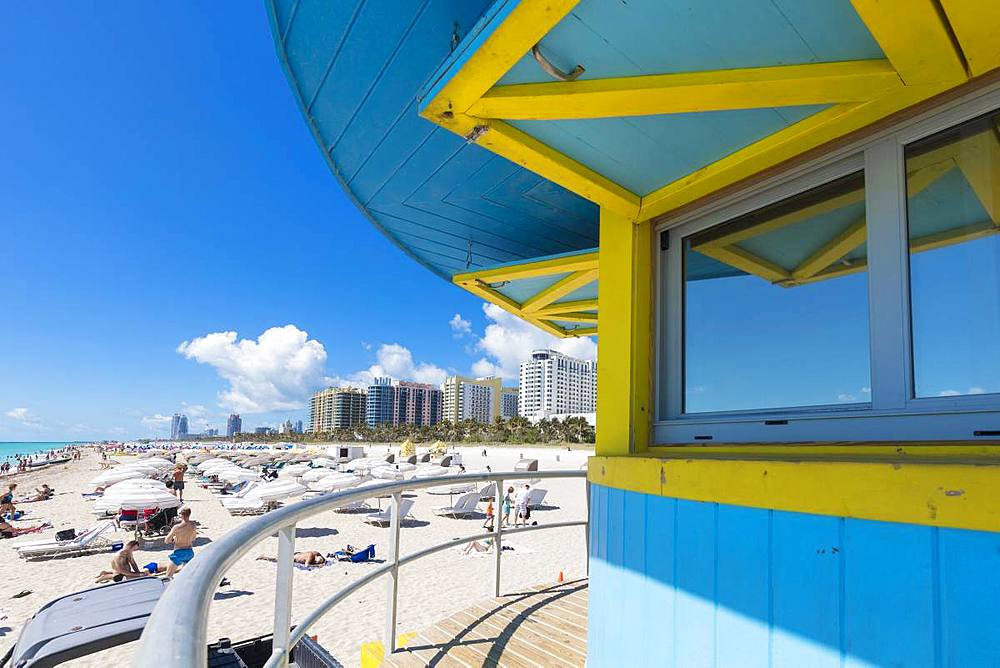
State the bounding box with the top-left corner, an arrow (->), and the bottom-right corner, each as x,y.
0,445 -> 590,667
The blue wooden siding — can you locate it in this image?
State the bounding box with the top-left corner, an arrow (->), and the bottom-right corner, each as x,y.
588,483 -> 1000,667
267,0 -> 599,281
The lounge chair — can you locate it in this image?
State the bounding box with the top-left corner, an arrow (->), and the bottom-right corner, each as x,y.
15,521 -> 116,560
526,488 -> 548,508
478,482 -> 497,500
433,491 -> 481,518
221,497 -> 272,516
334,499 -> 372,513
363,498 -> 414,526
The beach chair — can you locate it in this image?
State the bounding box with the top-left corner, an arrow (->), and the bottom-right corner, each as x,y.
433,492 -> 481,518
478,482 -> 497,500
363,498 -> 414,526
221,497 -> 271,516
15,521 -> 116,560
526,488 -> 548,508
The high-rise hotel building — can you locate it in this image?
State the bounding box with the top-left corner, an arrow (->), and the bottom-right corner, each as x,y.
366,378 -> 442,427
501,387 -> 520,419
442,375 -> 506,424
518,349 -> 596,419
308,387 -> 366,433
226,413 -> 242,437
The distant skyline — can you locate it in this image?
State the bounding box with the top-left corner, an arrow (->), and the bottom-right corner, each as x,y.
0,3 -> 595,442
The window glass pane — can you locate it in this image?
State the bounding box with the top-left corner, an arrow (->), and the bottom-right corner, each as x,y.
683,172 -> 871,413
906,111 -> 1000,398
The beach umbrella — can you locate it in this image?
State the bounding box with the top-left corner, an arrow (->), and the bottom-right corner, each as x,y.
399,439 -> 416,457
96,487 -> 181,513
102,478 -> 167,494
89,469 -> 145,487
246,479 -> 306,502
308,473 -> 368,493
370,466 -> 405,481
218,468 -> 259,483
278,463 -> 311,478
311,457 -> 338,469
300,468 -> 336,483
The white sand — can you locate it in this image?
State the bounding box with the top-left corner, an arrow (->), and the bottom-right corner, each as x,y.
0,446 -> 591,667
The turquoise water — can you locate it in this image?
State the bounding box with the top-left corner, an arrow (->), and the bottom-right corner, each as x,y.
0,442 -> 80,461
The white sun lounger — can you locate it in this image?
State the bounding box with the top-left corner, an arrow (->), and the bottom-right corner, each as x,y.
433,491 -> 481,518
363,498 -> 415,526
15,521 -> 117,560
526,488 -> 548,508
221,497 -> 273,516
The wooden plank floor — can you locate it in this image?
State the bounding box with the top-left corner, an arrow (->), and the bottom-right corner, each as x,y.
383,579 -> 588,667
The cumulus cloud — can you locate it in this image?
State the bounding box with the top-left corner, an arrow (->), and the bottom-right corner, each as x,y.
177,325 -> 329,413
5,407 -> 42,428
334,343 -> 448,388
939,387 -> 987,397
474,304 -> 596,379
449,313 -> 472,337
141,414 -> 174,431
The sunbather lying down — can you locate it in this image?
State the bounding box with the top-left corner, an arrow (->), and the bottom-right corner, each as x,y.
0,520 -> 51,539
95,540 -> 163,584
257,551 -> 326,566
462,538 -> 494,555
19,485 -> 54,503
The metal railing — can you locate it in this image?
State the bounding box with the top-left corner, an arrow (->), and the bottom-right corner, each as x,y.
133,470 -> 588,667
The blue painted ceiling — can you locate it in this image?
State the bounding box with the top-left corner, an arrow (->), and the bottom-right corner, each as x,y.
268,0 -> 599,281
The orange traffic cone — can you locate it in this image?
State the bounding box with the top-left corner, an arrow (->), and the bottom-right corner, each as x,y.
558,571 -> 564,583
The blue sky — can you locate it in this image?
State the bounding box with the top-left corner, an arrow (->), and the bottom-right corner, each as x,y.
0,2 -> 595,441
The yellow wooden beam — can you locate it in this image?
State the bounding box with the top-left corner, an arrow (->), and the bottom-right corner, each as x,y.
470,60 -> 902,121
534,299 -> 598,316
696,244 -> 790,283
911,221 -> 997,254
540,311 -> 598,324
952,129 -> 1000,223
565,326 -> 598,337
849,0 -> 967,84
429,112 -> 641,218
589,452 -> 1000,532
452,250 -> 598,284
791,217 -> 867,281
421,0 -> 580,118
597,209 -> 651,456
937,0 -> 1000,77
457,278 -> 570,339
640,84 -> 953,221
522,268 -> 598,313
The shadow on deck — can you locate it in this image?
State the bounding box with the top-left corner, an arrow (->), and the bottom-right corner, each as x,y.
383,579 -> 588,667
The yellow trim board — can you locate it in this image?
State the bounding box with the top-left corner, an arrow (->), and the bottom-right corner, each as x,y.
470,60 -> 902,120
589,446 -> 1000,532
938,0 -> 1000,77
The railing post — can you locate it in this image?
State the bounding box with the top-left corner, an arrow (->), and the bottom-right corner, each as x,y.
273,523 -> 296,668
494,478 -> 503,597
585,480 -> 591,577
384,491 -> 402,654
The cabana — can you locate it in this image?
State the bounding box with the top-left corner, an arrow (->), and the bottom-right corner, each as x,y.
269,1 -> 1000,664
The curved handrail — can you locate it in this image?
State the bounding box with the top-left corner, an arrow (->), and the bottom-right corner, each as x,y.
133,469 -> 587,667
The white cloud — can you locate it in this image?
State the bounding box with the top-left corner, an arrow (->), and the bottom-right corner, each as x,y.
837,393 -> 857,402
939,387 -> 987,397
334,343 -> 448,388
177,325 -> 329,413
471,358 -> 500,377
5,407 -> 42,428
474,304 -> 596,380
141,414 -> 174,431
861,387 -> 871,394
449,313 -> 472,337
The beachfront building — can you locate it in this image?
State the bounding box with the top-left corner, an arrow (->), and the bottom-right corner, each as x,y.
518,350 -> 596,420
366,377 -> 442,427
169,413 -> 188,440
265,2 -> 1000,665
501,387 -> 519,419
442,375 -> 502,423
308,387 -> 367,433
226,413 -> 241,437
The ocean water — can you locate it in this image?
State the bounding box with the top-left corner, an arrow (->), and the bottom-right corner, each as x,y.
0,442 -> 80,461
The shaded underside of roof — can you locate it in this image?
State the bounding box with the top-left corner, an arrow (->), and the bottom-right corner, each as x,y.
267,0 -> 599,281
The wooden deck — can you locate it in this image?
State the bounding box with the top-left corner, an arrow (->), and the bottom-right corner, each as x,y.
382,579 -> 588,667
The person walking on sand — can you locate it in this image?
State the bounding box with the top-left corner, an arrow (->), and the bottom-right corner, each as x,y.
514,484 -> 530,528
164,507 -> 197,578
170,463 -> 187,502
1,484 -> 17,516
501,487 -> 513,527
483,498 -> 495,531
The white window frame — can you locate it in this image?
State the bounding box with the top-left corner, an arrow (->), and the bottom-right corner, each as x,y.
653,83 -> 1000,444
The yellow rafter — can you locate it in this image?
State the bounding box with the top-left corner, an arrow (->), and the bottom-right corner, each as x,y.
540,311 -> 598,324
849,0 -> 967,84
535,299 -> 598,316
937,0 -> 1000,77
522,269 -> 598,313
696,244 -> 790,284
791,217 -> 867,281
470,60 -> 902,121
452,250 -> 597,284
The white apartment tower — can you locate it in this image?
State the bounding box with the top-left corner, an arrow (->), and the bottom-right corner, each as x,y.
518,349 -> 596,419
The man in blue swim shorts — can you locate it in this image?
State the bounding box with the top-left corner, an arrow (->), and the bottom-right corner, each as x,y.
165,506 -> 198,577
